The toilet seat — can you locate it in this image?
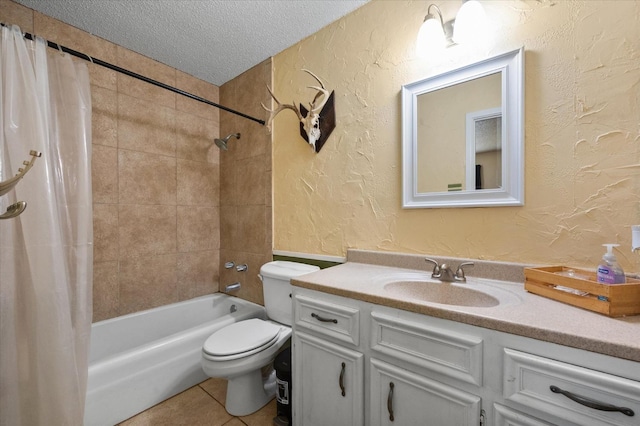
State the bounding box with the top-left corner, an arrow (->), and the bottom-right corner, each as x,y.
203,319 -> 283,361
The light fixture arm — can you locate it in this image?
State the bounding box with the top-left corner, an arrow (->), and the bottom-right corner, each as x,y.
425,4 -> 445,28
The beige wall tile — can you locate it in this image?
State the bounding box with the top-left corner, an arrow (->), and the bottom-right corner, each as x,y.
218,58 -> 273,302
92,261 -> 119,322
118,204 -> 176,259
35,12 -> 118,91
177,206 -> 219,252
176,70 -> 220,122
92,144 -> 118,204
177,159 -> 219,206
117,47 -> 176,109
219,158 -> 236,207
93,203 -> 118,262
0,0 -> 33,32
219,206 -> 238,250
118,93 -> 176,156
236,205 -> 267,254
236,155 -> 265,206
91,85 -> 117,147
118,254 -> 177,315
175,109 -> 219,164
177,250 -> 219,299
118,150 -> 176,205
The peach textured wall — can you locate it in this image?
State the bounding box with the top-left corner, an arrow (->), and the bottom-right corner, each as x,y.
273,0 -> 640,272
1,0 -> 222,321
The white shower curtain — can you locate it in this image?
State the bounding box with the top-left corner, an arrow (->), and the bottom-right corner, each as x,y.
0,25 -> 93,425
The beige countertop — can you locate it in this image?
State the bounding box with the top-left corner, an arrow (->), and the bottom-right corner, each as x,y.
292,261 -> 640,363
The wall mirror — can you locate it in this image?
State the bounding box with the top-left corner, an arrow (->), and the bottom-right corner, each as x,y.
402,48 -> 524,208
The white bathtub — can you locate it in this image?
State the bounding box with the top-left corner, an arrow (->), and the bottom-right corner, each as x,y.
84,294 -> 266,426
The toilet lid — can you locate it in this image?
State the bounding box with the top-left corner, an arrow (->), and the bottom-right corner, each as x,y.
203,319 -> 282,357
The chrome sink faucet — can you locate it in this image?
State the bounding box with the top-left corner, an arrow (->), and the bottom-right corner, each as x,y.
425,258 -> 474,282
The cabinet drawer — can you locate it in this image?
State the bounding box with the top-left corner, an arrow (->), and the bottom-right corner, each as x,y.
371,311 -> 483,386
494,403 -> 555,426
294,294 -> 360,345
503,348 -> 640,426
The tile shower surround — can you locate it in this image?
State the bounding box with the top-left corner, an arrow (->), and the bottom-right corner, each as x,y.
1,0 -> 274,321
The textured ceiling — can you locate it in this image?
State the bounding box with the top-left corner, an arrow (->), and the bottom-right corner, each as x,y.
15,0 -> 369,86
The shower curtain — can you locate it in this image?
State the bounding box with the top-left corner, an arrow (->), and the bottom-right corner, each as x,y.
0,25 -> 93,425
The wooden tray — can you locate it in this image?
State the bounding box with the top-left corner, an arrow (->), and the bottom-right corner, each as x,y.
524,266 -> 640,317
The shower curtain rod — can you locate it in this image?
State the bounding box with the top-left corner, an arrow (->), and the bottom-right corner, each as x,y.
0,22 -> 266,126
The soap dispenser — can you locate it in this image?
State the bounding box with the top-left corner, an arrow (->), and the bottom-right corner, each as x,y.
597,244 -> 626,284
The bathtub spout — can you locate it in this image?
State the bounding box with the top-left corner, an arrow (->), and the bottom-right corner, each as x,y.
225,282 -> 241,292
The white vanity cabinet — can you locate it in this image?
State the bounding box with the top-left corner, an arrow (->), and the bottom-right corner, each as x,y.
291,287 -> 640,426
292,292 -> 364,426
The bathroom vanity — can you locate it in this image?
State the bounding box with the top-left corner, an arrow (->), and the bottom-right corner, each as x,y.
290,250 -> 640,426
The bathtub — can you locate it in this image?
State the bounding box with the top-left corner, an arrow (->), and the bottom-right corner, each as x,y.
84,294 -> 266,426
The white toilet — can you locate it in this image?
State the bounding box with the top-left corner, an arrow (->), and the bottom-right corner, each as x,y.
201,260 -> 319,416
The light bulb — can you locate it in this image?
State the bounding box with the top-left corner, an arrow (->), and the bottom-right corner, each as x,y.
453,0 -> 488,45
416,15 -> 446,57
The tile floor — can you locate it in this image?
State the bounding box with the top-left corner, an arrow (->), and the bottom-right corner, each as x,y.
118,378 -> 277,426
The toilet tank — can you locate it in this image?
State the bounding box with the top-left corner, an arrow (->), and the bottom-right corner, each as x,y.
260,261 -> 320,326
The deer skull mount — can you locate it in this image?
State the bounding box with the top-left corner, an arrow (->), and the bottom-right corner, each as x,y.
262,69 -> 336,153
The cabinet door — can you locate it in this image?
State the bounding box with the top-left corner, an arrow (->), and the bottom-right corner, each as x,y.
370,358 -> 481,426
293,331 -> 364,426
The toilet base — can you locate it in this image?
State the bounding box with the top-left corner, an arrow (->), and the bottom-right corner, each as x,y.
225,366 -> 277,416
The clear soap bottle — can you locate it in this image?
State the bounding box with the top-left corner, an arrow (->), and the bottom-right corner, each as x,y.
596,244 -> 626,284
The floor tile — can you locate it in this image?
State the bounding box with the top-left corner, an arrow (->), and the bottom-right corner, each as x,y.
239,399 -> 277,426
119,386 -> 232,426
200,377 -> 228,405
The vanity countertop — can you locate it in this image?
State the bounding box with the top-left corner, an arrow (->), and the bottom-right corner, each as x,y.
292,261 -> 640,363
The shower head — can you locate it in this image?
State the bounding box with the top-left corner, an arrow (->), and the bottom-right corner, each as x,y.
214,133 -> 241,151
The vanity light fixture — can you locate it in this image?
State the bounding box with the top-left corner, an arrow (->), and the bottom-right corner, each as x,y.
416,1 -> 488,54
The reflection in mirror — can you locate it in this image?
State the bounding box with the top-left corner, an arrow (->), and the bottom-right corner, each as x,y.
402,48 -> 524,208
466,107 -> 502,190
417,73 -> 501,193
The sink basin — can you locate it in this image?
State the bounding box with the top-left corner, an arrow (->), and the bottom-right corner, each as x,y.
384,280 -> 500,307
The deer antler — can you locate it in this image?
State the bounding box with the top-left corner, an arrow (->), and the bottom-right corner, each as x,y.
261,86 -> 303,132
261,69 -> 331,151
302,69 -> 330,114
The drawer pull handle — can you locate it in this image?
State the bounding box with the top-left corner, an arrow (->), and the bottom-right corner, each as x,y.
311,312 -> 338,324
339,362 -> 346,397
387,382 -> 395,422
550,385 -> 635,417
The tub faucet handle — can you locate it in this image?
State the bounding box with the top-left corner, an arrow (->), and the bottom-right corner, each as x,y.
224,261 -> 235,269
236,264 -> 248,272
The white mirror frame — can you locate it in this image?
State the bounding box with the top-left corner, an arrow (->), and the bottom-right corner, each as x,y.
402,47 -> 524,208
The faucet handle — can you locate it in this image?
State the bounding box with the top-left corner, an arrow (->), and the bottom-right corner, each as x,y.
455,262 -> 474,282
424,258 -> 441,277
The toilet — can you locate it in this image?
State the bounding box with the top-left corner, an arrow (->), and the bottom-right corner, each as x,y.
201,260 -> 319,416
